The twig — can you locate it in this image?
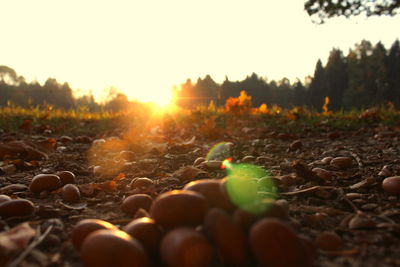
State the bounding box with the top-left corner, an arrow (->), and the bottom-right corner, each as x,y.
349,151 -> 363,168
375,214 -> 395,224
9,224 -> 54,267
280,185 -> 335,196
336,187 -> 359,213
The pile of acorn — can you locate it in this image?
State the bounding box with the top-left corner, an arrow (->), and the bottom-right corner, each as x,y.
0,171 -> 78,219
3,170 -> 400,266
70,178 -> 314,267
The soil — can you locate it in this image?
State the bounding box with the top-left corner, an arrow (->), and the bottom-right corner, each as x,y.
1,118 -> 400,267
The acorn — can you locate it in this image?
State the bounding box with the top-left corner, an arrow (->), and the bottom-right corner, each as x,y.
29,174 -> 61,193
123,217 -> 163,254
204,208 -> 249,266
0,199 -> 35,218
57,171 -> 76,185
80,229 -> 148,267
150,190 -> 207,229
129,177 -> 155,193
315,231 -> 343,251
330,157 -> 353,169
71,219 -> 118,250
0,194 -> 11,204
183,179 -> 235,211
249,218 -> 312,267
160,227 -> 213,267
121,194 -> 153,215
312,167 -> 333,180
321,157 -> 333,165
61,184 -> 81,203
233,208 -> 259,232
382,176 -> 400,195
348,213 -> 376,230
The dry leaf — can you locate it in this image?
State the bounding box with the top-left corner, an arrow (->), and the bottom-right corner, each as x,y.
292,160 -> 325,183
0,222 -> 36,265
173,166 -> 209,183
0,141 -> 48,161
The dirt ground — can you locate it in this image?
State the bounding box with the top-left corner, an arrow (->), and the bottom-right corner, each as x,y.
1,118 -> 400,266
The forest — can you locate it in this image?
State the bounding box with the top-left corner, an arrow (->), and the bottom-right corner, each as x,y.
1,39 -> 400,111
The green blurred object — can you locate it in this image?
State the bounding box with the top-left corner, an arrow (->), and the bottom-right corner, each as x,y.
225,163 -> 277,215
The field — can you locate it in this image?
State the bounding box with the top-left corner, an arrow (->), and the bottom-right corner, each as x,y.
1,103 -> 400,267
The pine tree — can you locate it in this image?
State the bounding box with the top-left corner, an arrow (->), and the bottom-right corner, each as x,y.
308,59 -> 327,110
324,49 -> 348,110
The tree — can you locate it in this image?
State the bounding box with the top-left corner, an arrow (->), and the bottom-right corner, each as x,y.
220,77 -> 242,106
370,42 -> 389,103
324,49 -> 348,110
0,65 -> 23,86
194,75 -> 219,106
240,73 -> 270,107
275,78 -> 294,108
343,40 -> 385,108
308,59 -> 328,110
305,0 -> 400,23
105,93 -> 130,112
387,39 -> 400,106
293,80 -> 307,107
176,79 -> 195,108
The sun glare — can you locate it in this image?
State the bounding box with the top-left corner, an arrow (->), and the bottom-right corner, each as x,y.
127,85 -> 175,108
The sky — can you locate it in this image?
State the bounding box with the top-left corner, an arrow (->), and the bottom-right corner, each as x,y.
1,0 -> 400,104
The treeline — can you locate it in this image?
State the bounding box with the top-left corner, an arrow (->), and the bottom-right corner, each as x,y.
175,39 -> 400,111
1,39 -> 400,111
0,65 -> 97,110
0,66 -> 129,111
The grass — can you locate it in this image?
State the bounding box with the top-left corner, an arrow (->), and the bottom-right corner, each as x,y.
1,102 -> 399,137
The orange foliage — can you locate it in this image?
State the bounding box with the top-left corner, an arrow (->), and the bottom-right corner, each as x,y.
225,90 -> 252,115
257,104 -> 270,114
322,96 -> 330,115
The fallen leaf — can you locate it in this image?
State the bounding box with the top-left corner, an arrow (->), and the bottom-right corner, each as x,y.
0,141 -> 48,161
292,160 -> 325,183
173,165 -> 209,183
0,222 -> 36,266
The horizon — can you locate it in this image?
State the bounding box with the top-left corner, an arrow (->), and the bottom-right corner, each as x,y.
1,1 -> 400,104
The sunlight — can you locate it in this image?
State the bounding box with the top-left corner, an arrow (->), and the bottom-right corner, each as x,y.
132,87 -> 174,107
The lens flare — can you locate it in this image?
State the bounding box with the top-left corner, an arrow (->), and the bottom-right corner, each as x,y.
224,162 -> 277,215
221,157 -> 232,169
206,142 -> 233,161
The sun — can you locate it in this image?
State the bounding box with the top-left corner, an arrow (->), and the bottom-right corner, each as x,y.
126,85 -> 175,108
